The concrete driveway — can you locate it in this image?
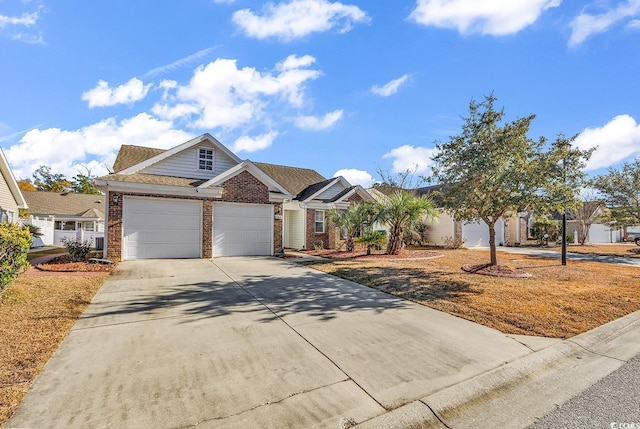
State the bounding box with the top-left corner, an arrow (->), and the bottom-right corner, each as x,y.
7,257 -> 535,428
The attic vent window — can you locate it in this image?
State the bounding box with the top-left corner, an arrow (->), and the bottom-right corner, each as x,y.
198,148 -> 214,171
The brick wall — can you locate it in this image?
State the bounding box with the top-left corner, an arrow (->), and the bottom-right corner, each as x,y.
221,170 -> 269,204
306,209 -> 330,249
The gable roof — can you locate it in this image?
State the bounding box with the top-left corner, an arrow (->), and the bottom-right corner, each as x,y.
112,145 -> 166,173
0,147 -> 27,209
102,137 -> 330,201
254,162 -> 326,197
199,160 -> 292,197
293,178 -> 335,201
116,133 -> 241,175
23,191 -> 105,219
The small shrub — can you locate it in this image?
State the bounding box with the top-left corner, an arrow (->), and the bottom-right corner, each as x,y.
25,224 -> 43,238
531,216 -> 560,246
357,230 -> 387,255
0,223 -> 32,291
313,240 -> 324,253
61,237 -> 92,262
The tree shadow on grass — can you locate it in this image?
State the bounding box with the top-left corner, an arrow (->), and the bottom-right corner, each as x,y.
310,263 -> 482,304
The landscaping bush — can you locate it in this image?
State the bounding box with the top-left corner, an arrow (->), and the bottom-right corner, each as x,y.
0,223 -> 32,291
531,216 -> 560,246
61,237 -> 92,262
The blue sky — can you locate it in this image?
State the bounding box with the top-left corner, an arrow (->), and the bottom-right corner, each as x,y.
1,0 -> 639,187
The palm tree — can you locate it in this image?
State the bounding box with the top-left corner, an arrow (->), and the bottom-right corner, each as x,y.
357,230 -> 387,255
374,190 -> 436,255
327,202 -> 375,252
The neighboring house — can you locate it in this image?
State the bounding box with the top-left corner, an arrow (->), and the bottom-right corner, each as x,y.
21,190 -> 105,248
551,205 -> 622,244
0,147 -> 27,223
368,184 -> 526,248
94,133 -> 370,261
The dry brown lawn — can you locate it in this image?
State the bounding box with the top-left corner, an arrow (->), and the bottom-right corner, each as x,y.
0,270 -> 107,424
306,248 -> 640,339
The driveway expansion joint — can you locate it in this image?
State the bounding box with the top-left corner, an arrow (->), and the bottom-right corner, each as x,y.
565,339 -> 628,363
210,260 -> 389,412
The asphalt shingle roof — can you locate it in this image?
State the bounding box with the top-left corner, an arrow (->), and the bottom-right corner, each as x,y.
112,145 -> 166,173
23,190 -> 105,218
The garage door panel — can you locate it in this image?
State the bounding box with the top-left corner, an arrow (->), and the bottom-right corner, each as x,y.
213,203 -> 272,257
123,197 -> 202,260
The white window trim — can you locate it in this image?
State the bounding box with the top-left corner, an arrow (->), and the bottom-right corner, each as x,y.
315,210 -> 325,234
198,147 -> 214,171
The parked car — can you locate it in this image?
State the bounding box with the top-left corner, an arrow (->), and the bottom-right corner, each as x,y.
623,231 -> 640,245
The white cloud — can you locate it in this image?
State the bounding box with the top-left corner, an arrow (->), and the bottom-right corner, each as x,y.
153,56 -> 321,129
0,11 -> 38,28
569,0 -> 640,46
0,10 -> 44,44
409,0 -> 560,36
333,168 -> 375,187
574,114 -> 640,171
383,145 -> 437,174
232,131 -> 279,153
232,0 -> 369,41
5,113 -> 192,179
294,109 -> 343,130
277,54 -> 316,71
82,78 -> 152,108
371,75 -> 410,97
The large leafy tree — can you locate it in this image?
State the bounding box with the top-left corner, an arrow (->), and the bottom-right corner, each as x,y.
373,190 -> 436,255
431,94 -> 591,266
327,202 -> 375,252
593,158 -> 640,227
32,165 -> 72,192
71,167 -> 101,195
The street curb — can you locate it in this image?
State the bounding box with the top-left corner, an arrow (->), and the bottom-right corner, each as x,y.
356,310 -> 640,429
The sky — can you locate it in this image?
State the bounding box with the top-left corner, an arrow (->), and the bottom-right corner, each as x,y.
1,0 -> 639,188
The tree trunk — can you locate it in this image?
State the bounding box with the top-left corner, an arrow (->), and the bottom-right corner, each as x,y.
488,223 -> 497,266
346,237 -> 354,252
366,245 -> 372,256
387,225 -> 403,255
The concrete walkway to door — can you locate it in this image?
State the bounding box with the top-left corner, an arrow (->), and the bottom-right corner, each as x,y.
7,257 -> 535,428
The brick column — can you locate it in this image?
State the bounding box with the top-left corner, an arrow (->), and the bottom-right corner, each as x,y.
202,200 -> 212,258
273,203 -> 283,255
106,192 -> 123,261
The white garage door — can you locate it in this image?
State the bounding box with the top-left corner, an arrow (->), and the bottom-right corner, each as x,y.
123,197 -> 202,260
462,219 -> 504,247
213,203 -> 273,257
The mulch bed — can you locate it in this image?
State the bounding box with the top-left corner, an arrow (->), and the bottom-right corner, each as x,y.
35,255 -> 114,273
303,249 -> 443,261
462,263 -> 532,278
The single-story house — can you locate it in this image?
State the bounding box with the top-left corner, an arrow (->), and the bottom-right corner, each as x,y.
0,147 -> 27,223
21,190 -> 105,248
368,185 -> 527,248
95,133 -> 370,261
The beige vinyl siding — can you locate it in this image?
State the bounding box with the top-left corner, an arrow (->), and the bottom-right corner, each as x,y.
285,209 -> 305,249
0,170 -> 19,220
426,211 -> 456,246
315,182 -> 346,201
140,144 -> 238,179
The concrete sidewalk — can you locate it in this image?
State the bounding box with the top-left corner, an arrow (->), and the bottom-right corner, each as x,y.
6,257 -> 640,428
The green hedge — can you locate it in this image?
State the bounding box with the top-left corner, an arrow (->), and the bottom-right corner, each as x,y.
0,223 -> 32,291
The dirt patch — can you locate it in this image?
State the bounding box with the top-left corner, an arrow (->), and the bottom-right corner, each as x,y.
35,255 -> 114,273
462,264 -> 532,278
0,273 -> 107,424
306,248 -> 640,339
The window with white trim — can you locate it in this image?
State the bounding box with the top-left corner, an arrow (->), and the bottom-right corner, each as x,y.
315,210 -> 325,233
198,148 -> 214,171
84,221 -> 95,232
